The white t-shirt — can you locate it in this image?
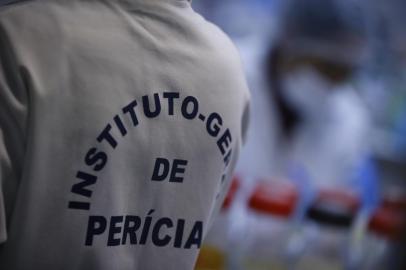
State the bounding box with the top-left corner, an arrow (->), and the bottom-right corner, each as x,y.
0,0 -> 250,269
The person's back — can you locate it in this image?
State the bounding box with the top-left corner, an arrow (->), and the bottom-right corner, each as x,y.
0,0 -> 250,269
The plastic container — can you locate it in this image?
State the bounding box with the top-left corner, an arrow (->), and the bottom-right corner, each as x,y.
242,180 -> 299,270
360,202 -> 406,270
294,188 -> 360,270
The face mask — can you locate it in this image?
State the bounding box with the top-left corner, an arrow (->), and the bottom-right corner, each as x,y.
281,67 -> 332,117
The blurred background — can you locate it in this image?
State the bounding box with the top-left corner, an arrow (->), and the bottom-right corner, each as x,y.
191,0 -> 406,269
1,0 -> 405,269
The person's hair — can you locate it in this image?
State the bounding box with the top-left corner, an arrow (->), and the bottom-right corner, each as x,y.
266,44 -> 302,141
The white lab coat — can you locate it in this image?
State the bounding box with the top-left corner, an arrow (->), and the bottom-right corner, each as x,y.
0,0 -> 250,269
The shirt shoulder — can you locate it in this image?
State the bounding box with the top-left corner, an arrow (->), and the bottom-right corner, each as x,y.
0,0 -> 71,54
191,11 -> 242,63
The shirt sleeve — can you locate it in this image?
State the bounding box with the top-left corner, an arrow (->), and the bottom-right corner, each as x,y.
206,79 -> 251,235
0,21 -> 29,245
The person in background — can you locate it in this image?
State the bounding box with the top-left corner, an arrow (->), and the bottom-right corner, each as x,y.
266,0 -> 372,192
0,0 -> 250,269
